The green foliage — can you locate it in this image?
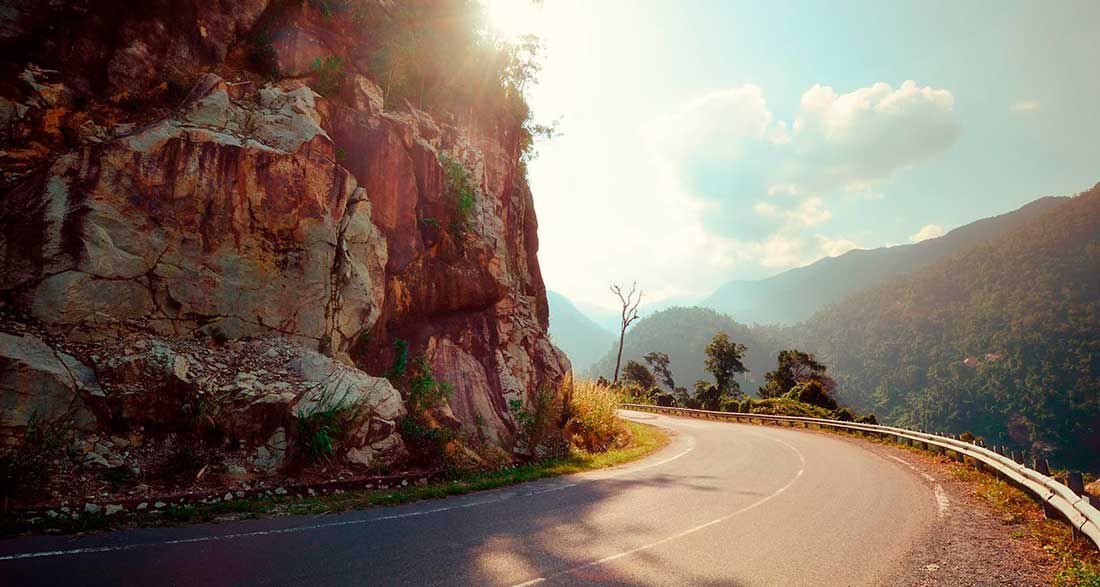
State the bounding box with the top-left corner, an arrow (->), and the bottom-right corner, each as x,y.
0,414 -> 71,504
588,307 -> 774,392
440,154 -> 477,236
398,356 -> 456,465
364,0 -> 546,156
784,379 -> 838,411
832,408 -> 856,422
749,397 -> 833,419
389,338 -> 409,379
621,360 -> 656,390
643,351 -> 676,390
295,381 -> 371,464
759,350 -> 836,399
704,331 -> 748,394
511,385 -> 567,457
407,356 -> 453,414
310,55 -> 346,96
688,380 -> 728,411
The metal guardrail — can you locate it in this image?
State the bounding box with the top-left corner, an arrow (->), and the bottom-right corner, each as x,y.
622,403 -> 1100,550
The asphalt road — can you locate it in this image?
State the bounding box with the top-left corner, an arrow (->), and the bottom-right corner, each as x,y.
0,410 -> 942,586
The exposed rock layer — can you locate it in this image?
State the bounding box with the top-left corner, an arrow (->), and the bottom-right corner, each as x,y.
0,0 -> 569,474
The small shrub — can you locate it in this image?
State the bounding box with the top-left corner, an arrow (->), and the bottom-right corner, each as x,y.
389,338 -> 409,379
407,356 -> 452,414
750,397 -> 832,419
398,356 -> 456,466
295,386 -> 367,464
440,154 -> 477,236
310,55 -> 346,97
856,413 -> 878,425
832,408 -> 856,422
0,414 -> 71,506
960,431 -> 976,443
510,385 -> 566,458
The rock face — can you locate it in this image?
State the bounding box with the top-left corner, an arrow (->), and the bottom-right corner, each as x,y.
0,1 -> 569,467
0,332 -> 101,440
1,74 -> 385,356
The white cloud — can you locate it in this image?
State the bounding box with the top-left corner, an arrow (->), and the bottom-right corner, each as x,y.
631,80 -> 959,287
1010,100 -> 1041,112
814,234 -> 861,257
910,224 -> 945,242
789,81 -> 960,193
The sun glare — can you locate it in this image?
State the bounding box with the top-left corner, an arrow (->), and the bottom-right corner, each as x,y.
483,0 -> 542,39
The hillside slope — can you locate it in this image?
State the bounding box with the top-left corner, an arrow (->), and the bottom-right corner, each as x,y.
547,290 -> 615,372
587,307 -> 776,391
703,196 -> 1068,325
782,185 -> 1100,470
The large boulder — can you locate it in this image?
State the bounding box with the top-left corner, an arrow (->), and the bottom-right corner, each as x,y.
0,332 -> 102,443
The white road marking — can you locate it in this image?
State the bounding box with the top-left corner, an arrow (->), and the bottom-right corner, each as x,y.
887,456 -> 948,516
0,419 -> 696,562
888,455 -> 937,482
934,484 -> 951,516
511,432 -> 808,587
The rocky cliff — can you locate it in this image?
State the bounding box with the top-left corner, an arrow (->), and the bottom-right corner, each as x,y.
0,0 -> 568,503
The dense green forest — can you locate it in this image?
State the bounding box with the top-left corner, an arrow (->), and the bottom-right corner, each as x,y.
771,186 -> 1099,470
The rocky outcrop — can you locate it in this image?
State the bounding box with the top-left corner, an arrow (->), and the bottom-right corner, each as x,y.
0,0 -> 569,485
0,331 -> 101,442
1,73 -> 386,357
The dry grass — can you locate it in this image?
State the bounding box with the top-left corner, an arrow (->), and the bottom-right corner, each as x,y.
565,378 -> 625,452
947,464 -> 1100,586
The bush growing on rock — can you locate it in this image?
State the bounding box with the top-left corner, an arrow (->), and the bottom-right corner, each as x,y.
441,154 -> 478,236
510,385 -> 567,459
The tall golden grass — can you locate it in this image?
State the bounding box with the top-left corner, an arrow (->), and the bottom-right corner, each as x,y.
566,378 -> 625,452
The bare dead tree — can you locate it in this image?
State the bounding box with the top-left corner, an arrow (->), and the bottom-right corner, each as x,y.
611,282 -> 642,384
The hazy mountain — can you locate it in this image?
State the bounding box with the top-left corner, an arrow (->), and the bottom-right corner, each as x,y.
771,185 -> 1098,470
547,290 -> 615,372
587,307 -> 778,391
702,196 -> 1069,325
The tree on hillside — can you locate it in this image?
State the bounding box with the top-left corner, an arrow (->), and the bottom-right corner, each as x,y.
643,351 -> 676,390
621,360 -> 657,390
758,350 -> 836,399
785,380 -> 838,410
691,380 -> 724,411
704,331 -> 748,395
610,282 -> 642,383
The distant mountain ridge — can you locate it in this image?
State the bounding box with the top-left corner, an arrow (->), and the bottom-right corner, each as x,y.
547,290 -> 615,372
776,184 -> 1099,470
702,196 -> 1069,325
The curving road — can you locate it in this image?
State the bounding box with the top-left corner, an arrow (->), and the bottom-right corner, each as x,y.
0,410 -> 945,586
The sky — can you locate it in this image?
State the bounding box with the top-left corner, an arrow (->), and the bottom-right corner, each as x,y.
485,0 -> 1100,312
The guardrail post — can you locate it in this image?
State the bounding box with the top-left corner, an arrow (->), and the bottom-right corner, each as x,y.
1067,471 -> 1085,496
1034,458 -> 1050,476
1032,458 -> 1059,519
